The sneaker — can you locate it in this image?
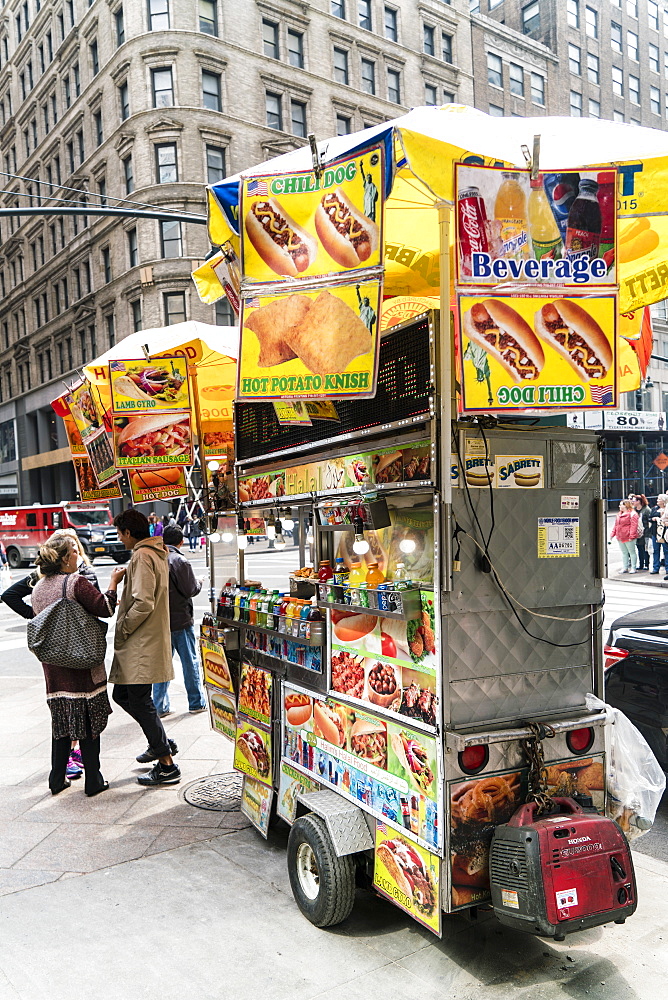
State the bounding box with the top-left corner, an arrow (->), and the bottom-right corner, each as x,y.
137,762 -> 181,786
158,709 -> 173,718
136,739 -> 178,764
69,748 -> 84,768
189,706 -> 207,715
628,569 -> 636,574
620,568 -> 629,574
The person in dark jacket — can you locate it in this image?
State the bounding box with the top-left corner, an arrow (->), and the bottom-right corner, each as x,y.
152,525 -> 207,716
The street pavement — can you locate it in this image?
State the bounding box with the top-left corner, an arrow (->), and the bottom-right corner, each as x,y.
0,550 -> 666,999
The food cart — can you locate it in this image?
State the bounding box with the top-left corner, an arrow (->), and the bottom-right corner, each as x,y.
193,107 -> 668,935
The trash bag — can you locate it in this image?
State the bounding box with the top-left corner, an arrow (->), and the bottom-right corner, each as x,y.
586,693 -> 666,841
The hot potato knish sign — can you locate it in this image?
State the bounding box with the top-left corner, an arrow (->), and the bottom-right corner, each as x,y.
457,293 -> 617,413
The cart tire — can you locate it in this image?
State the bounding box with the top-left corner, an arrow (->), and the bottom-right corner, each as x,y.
287,814 -> 356,927
6,548 -> 22,569
112,552 -> 131,564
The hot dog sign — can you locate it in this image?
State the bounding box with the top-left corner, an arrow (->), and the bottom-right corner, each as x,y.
240,145 -> 384,285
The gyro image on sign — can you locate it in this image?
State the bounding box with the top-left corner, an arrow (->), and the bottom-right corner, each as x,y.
463,300 -> 545,383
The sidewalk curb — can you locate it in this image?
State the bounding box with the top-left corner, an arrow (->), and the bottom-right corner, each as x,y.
632,850 -> 668,879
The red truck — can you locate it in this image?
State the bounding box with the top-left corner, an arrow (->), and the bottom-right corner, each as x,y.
0,501 -> 129,568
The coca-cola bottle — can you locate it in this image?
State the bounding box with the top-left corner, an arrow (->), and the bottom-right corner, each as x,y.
458,186 -> 489,276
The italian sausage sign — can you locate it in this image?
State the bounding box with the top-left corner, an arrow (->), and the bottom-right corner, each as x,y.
240,145 -> 384,285
457,293 -> 617,413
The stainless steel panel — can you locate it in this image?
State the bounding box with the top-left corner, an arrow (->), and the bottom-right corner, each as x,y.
447,665 -> 591,728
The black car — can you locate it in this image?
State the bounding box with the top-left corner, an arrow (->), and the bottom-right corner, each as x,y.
605,604 -> 668,770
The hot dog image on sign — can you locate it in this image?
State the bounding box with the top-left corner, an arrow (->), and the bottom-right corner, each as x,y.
457,293 -> 617,413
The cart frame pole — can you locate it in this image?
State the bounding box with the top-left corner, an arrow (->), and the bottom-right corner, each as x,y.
189,364 -> 216,613
438,200 -> 453,592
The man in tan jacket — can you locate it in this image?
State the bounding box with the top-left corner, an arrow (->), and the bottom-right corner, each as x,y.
110,508 -> 180,786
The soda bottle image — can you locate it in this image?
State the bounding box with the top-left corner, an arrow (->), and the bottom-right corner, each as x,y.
565,177 -> 602,261
493,171 -> 530,260
528,174 -> 562,262
544,173 -> 579,240
597,171 -> 616,264
457,185 -> 489,276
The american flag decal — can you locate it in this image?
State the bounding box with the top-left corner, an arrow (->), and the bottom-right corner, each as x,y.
589,384 -> 613,405
247,178 -> 269,196
109,360 -> 126,372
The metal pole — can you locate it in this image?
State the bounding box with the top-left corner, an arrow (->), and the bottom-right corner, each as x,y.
437,201 -> 453,593
189,364 -> 216,613
0,205 -> 207,224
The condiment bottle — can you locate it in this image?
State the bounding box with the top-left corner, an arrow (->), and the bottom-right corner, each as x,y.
365,561 -> 385,588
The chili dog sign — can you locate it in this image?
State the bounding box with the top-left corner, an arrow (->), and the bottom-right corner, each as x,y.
240,144 -> 384,285
457,292 -> 617,413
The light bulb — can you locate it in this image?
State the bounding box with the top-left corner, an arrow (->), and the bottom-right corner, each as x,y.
207,460 -> 220,472
266,523 -> 276,539
353,536 -> 370,555
221,531 -> 234,543
282,518 -> 294,531
274,533 -> 286,549
209,531 -> 221,543
237,533 -> 248,550
399,537 -> 416,554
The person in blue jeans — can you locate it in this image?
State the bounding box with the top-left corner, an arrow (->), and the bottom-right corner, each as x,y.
152,525 -> 207,717
650,494 -> 668,574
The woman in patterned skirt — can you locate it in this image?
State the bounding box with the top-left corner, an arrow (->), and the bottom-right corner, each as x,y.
31,536 -> 125,796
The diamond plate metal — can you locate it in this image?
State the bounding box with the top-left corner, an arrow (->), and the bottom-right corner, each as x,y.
297,790 -> 374,856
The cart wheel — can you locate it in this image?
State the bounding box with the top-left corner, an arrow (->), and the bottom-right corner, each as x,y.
287,813 -> 356,927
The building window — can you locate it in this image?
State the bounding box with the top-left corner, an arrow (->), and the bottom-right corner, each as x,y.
105,314 -> 115,348
206,145 -> 226,184
156,143 -> 178,183
585,6 -> 597,38
199,0 -> 217,35
94,110 -> 103,146
90,40 -> 99,76
627,0 -> 637,17
567,0 -> 579,28
522,1 -> 540,34
487,52 -> 503,88
77,129 -> 84,164
262,19 -> 279,59
489,104 -> 504,116
612,66 -> 624,96
333,47 -> 349,85
611,21 -> 622,53
290,100 -> 307,138
423,24 -> 435,56
332,1 -> 345,18
152,67 -> 174,107
116,7 -> 125,46
443,89 -> 455,105
160,220 -> 182,258
359,0 -> 372,30
627,30 -> 638,61
148,0 -> 170,31
123,154 -> 134,194
665,51 -> 668,78
568,43 -> 581,75
387,67 -> 401,103
588,98 -> 600,117
384,6 -> 398,42
629,74 -> 640,103
336,113 -> 351,135
102,247 -> 111,283
425,83 -> 437,105
266,91 -> 282,129
442,33 -> 452,64
650,43 -> 660,74
98,178 -> 107,207
128,228 -> 138,267
64,75 -> 71,108
531,72 -> 545,105
202,70 -> 221,111
131,299 -> 142,332
651,85 -> 661,114
74,62 -> 80,96
164,292 -> 186,326
215,298 -> 234,325
649,0 -> 659,31
361,58 -> 375,94
570,90 -> 582,116
119,81 -> 129,120
51,93 -> 57,124
509,63 -> 524,97
587,52 -> 599,84
288,30 -> 304,68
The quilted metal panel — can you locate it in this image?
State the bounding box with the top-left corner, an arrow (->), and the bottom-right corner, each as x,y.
448,665 -> 590,728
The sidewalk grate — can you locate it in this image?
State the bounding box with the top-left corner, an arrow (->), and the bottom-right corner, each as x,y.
181,772 -> 243,812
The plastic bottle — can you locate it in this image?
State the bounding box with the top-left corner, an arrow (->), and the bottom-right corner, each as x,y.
248,589 -> 259,625
393,562 -> 407,582
597,171 -> 615,260
286,598 -> 300,636
299,601 -> 312,638
318,559 -> 334,583
365,561 -> 385,588
348,561 -> 366,586
565,177 -> 601,261
308,596 -> 323,622
528,174 -> 562,261
233,587 -> 242,622
333,557 -> 349,586
278,595 -> 290,633
270,590 -> 281,630
258,590 -> 269,628
494,171 -> 530,260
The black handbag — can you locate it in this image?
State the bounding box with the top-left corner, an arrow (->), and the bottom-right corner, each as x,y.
27,576 -> 108,670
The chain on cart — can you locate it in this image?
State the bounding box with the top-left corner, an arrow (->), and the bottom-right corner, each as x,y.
521,722 -> 556,815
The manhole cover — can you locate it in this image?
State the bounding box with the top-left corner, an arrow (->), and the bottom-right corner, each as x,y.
182,772 -> 243,811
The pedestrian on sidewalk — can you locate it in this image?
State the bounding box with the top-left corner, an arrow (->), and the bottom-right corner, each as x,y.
649,494 -> 668,573
152,525 -> 207,717
610,499 -> 640,574
110,509 -> 181,787
31,535 -> 122,796
633,494 -> 652,571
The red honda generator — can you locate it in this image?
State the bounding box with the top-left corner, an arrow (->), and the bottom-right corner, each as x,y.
489,797 -> 637,939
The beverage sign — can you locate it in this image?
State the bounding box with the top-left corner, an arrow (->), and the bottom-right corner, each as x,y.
458,292 -> 617,412
455,164 -> 616,288
241,145 -> 384,285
